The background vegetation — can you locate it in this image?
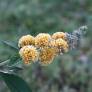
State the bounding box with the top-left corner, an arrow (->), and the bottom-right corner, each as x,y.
0,0 -> 92,92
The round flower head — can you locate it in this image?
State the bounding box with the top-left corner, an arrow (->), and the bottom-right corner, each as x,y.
49,38 -> 69,54
35,33 -> 51,48
39,47 -> 56,66
18,35 -> 35,48
19,45 -> 38,64
52,32 -> 66,40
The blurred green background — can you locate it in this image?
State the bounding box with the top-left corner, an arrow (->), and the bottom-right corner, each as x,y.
0,0 -> 92,92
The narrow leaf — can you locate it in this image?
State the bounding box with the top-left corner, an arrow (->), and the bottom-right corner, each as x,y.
2,41 -> 18,50
0,72 -> 32,92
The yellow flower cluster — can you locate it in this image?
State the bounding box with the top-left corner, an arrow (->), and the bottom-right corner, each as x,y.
52,32 -> 66,40
18,35 -> 35,48
19,46 -> 38,64
39,47 -> 56,66
18,32 -> 69,66
49,38 -> 68,54
35,33 -> 51,48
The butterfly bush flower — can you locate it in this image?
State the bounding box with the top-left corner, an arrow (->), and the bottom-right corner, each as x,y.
35,33 -> 51,48
39,47 -> 56,66
18,26 -> 87,65
18,35 -> 35,48
52,32 -> 66,40
19,45 -> 39,64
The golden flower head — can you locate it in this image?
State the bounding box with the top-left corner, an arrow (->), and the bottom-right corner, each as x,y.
49,38 -> 69,54
18,35 -> 35,48
19,45 -> 39,64
35,33 -> 51,48
52,32 -> 66,40
39,47 -> 56,66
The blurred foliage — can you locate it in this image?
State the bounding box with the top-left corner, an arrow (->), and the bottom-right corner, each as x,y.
0,0 -> 92,92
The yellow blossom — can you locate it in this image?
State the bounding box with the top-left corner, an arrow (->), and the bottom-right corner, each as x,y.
19,45 -> 38,64
39,47 -> 56,66
49,38 -> 69,54
52,32 -> 66,40
35,33 -> 51,48
18,35 -> 35,48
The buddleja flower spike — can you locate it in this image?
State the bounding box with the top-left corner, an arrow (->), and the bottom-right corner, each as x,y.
18,26 -> 88,66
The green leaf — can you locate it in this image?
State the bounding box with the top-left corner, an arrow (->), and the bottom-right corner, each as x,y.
0,72 -> 32,92
7,54 -> 23,72
8,54 -> 20,66
0,53 -> 23,74
2,41 -> 18,50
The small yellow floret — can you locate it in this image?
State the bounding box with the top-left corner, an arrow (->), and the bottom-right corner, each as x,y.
18,35 -> 35,48
49,38 -> 69,54
39,47 -> 56,66
52,32 -> 66,40
35,33 -> 51,48
19,45 -> 38,64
